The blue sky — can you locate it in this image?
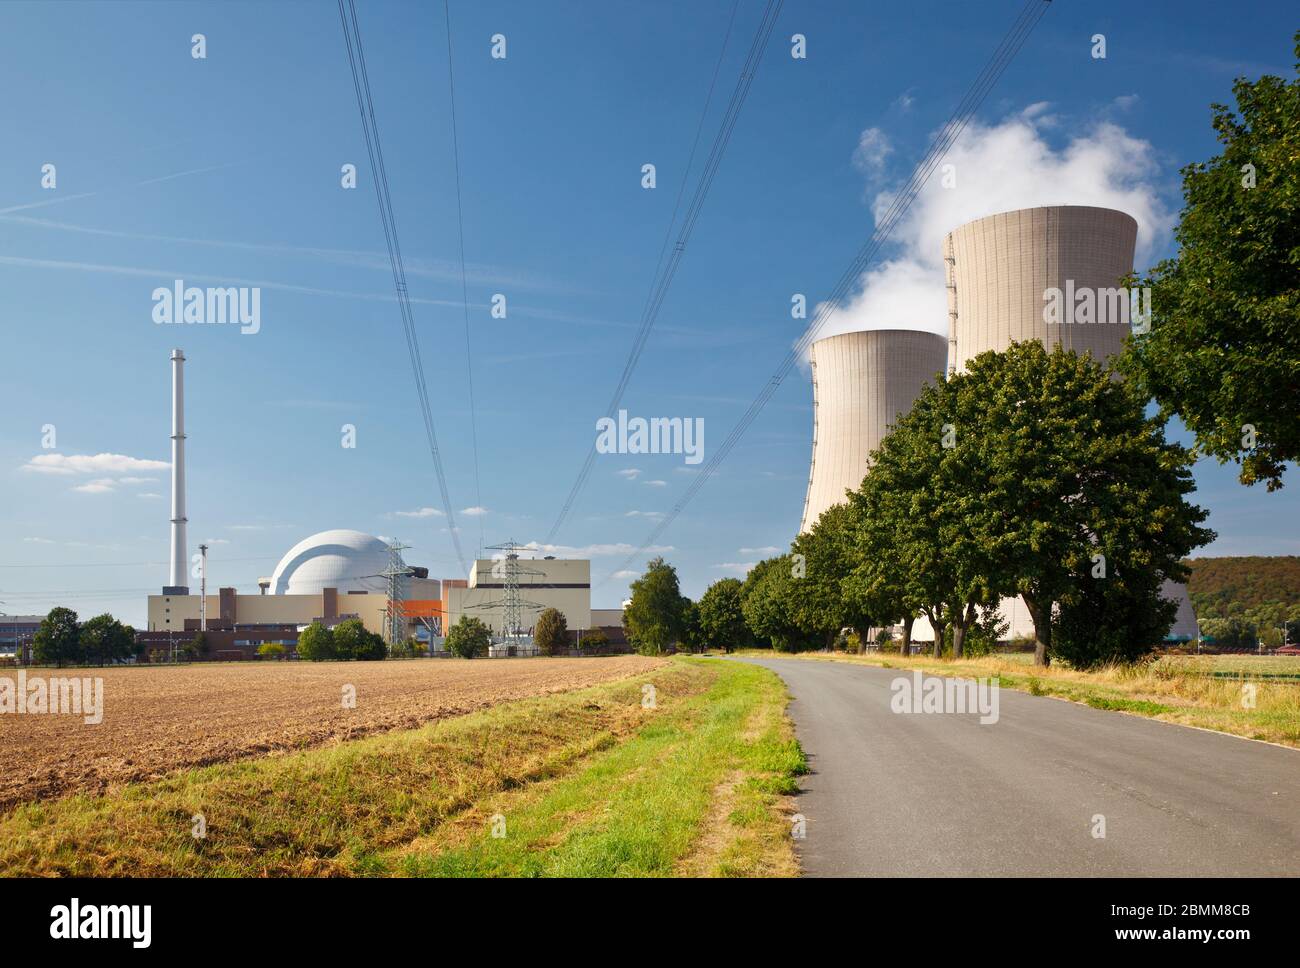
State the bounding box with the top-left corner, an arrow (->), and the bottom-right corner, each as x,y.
1,0 -> 1296,626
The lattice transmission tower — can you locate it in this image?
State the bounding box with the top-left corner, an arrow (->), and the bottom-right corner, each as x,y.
381,539 -> 412,645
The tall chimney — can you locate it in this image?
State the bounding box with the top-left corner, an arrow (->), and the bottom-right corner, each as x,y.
163,348 -> 189,595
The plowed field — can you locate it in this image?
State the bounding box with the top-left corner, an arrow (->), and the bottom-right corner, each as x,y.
0,656 -> 664,811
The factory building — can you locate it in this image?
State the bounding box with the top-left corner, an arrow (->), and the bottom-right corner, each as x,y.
800,329 -> 949,533
443,557 -> 592,637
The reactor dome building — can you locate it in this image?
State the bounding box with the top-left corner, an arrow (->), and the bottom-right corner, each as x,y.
800,328 -> 949,534
269,529 -> 393,596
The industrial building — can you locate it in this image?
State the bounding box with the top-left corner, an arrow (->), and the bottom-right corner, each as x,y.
800,329 -> 948,533
139,349 -> 618,659
800,205 -> 1196,643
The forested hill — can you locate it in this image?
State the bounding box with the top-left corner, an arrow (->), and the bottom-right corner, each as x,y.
1184,556 -> 1300,619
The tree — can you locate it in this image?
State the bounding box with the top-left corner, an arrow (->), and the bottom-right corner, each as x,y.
1053,572 -> 1180,667
188,630 -> 212,661
581,627 -> 609,653
534,608 -> 569,656
697,578 -> 750,653
445,616 -> 490,659
623,557 -> 688,655
791,502 -> 876,650
32,607 -> 81,667
846,370 -> 1003,660
257,643 -> 286,659
741,556 -> 819,653
296,621 -> 337,661
1119,33 -> 1300,491
79,613 -> 136,665
936,342 -> 1211,665
676,598 -> 700,653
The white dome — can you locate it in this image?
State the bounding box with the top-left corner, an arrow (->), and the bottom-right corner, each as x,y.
269,529 -> 391,596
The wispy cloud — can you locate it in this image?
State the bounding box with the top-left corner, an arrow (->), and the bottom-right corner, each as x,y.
392,506 -> 444,519
21,453 -> 169,476
461,506 -> 489,517
738,546 -> 781,555
616,468 -> 641,480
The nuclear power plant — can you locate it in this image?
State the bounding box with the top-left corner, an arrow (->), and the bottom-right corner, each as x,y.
801,204 -> 1196,642
140,350 -> 621,660
800,329 -> 948,533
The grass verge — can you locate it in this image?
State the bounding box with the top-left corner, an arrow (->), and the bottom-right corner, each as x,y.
0,657 -> 803,877
733,649 -> 1300,748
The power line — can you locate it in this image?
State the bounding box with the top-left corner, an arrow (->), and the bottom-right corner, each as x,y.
603,0 -> 1054,583
337,0 -> 468,575
442,0 -> 485,559
545,0 -> 779,543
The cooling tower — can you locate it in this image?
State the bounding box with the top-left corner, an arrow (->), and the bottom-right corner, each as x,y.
800,328 -> 948,533
944,205 -> 1138,374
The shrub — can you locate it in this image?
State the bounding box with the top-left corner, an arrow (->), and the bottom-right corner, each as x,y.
445,616 -> 491,659
257,643 -> 286,659
296,622 -> 337,661
534,608 -> 568,656
581,627 -> 609,653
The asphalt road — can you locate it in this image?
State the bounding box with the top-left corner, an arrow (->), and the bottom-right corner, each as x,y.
741,656 -> 1300,877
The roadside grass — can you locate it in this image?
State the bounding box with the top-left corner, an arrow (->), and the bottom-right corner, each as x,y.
733,649 -> 1300,748
0,658 -> 803,877
376,658 -> 804,877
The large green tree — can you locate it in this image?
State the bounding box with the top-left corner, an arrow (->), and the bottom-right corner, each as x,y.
623,556 -> 688,655
741,555 -> 820,653
847,370 -> 1004,659
696,578 -> 750,653
1119,32 -> 1300,491
962,342 -> 1214,665
79,613 -> 135,665
32,607 -> 81,667
791,502 -> 876,650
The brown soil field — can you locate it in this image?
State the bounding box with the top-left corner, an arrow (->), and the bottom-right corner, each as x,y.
0,656 -> 664,812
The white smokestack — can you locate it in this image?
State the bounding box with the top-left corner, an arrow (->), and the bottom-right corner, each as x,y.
166,348 -> 189,593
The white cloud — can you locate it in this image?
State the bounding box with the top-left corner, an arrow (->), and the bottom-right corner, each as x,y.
72,478 -> 117,494
23,537 -> 55,544
21,452 -> 169,476
713,562 -> 758,575
625,510 -> 665,519
203,538 -> 231,545
643,480 -> 667,488
520,541 -> 673,558
117,476 -> 158,485
815,108 -> 1172,345
460,506 -> 489,517
616,468 -> 641,480
739,546 -> 781,555
612,570 -> 638,579
138,492 -> 162,499
852,127 -> 893,175
893,90 -> 915,113
393,506 -> 444,518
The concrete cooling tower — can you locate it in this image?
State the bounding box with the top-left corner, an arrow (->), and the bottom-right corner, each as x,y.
944,205 -> 1138,374
800,328 -> 949,534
